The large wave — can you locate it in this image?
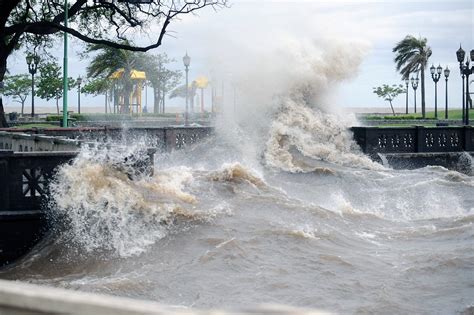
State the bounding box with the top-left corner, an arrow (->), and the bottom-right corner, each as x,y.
209,38 -> 381,172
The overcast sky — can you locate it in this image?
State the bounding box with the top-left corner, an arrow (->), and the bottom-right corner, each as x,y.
5,0 -> 474,112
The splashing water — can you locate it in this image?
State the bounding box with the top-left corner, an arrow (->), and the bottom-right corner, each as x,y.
49,144 -> 202,257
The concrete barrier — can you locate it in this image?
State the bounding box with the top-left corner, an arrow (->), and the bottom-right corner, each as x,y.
351,126 -> 474,154
0,132 -> 86,152
0,280 -> 331,315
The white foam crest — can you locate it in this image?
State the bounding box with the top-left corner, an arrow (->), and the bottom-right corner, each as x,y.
208,162 -> 266,187
288,224 -> 319,240
321,187 -> 471,222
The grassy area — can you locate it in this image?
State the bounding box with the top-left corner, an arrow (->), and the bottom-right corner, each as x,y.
363,109 -> 474,120
45,112 -> 187,122
377,124 -> 437,128
396,109 -> 474,120
362,109 -> 474,124
13,123 -> 59,129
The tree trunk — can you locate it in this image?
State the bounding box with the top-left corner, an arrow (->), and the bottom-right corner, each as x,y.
124,68 -> 133,113
56,97 -> 59,114
124,84 -> 131,113
21,100 -> 25,116
0,98 -> 8,128
0,49 -> 9,128
389,100 -> 395,115
162,86 -> 166,114
153,86 -> 160,114
420,65 -> 426,118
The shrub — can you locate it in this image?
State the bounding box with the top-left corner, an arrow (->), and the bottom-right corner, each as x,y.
383,115 -> 416,120
46,115 -> 62,121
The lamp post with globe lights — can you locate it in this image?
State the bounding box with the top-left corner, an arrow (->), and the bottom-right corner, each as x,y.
411,76 -> 419,114
456,45 -> 474,125
444,66 -> 450,119
26,53 -> 40,118
183,52 -> 191,126
430,64 -> 442,119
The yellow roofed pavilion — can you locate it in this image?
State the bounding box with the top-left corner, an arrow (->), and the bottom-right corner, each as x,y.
109,68 -> 147,114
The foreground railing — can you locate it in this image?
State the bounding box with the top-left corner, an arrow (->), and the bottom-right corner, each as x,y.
0,280 -> 330,315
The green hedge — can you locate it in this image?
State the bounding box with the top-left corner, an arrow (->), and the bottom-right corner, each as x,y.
46,114 -> 133,121
383,115 -> 416,120
45,112 -> 212,121
361,115 -> 437,121
45,115 -> 62,122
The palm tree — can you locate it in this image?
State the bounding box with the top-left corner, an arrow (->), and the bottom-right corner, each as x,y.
393,35 -> 432,118
85,44 -> 144,113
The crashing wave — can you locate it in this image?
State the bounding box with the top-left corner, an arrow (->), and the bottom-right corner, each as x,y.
263,96 -> 384,172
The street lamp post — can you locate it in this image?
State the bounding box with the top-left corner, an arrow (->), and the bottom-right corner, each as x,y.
456,45 -> 474,125
26,53 -> 40,118
444,66 -> 450,119
63,0 -> 69,127
411,76 -> 419,114
461,73 -> 465,123
405,78 -> 409,114
77,76 -> 82,114
183,52 -> 191,126
430,64 -> 442,119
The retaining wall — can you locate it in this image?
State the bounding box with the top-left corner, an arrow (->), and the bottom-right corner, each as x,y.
0,126 -> 214,152
351,126 -> 474,154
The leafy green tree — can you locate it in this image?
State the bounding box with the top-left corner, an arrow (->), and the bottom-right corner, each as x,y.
81,77 -> 110,96
36,61 -> 75,114
3,74 -> 31,116
0,0 -> 227,127
373,84 -> 405,115
85,44 -> 145,112
393,35 -> 432,118
81,77 -> 112,113
144,53 -> 182,113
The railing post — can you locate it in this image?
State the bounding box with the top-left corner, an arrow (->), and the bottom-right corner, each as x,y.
350,127 -> 369,154
164,128 -> 177,152
465,125 -> 473,151
416,126 -> 425,153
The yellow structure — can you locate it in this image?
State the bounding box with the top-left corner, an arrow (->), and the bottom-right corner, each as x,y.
109,68 -> 146,114
194,76 -> 209,89
194,76 -> 209,113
